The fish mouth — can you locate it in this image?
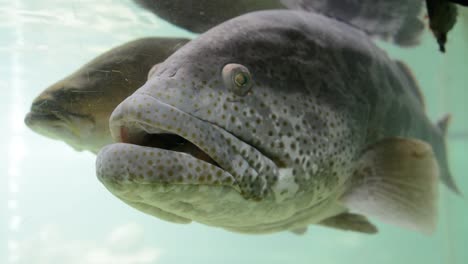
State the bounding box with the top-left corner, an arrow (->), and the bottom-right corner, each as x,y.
25,111 -> 62,123
25,98 -> 92,127
96,92 -> 246,224
24,98 -> 96,151
98,91 -> 277,197
99,92 -> 242,190
117,128 -> 220,169
96,92 -> 279,225
25,99 -> 68,125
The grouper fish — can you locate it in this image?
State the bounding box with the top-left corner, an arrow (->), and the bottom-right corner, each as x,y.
134,0 -> 426,46
96,10 -> 459,234
25,37 -> 189,153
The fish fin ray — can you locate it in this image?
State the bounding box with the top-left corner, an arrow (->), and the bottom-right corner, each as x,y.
341,138 -> 438,234
319,213 -> 377,234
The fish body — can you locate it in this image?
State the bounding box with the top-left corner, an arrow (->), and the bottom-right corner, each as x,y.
134,0 -> 425,46
96,10 -> 456,234
25,37 -> 189,153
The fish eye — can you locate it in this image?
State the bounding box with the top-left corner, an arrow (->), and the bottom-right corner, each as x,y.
222,63 -> 252,96
234,72 -> 249,87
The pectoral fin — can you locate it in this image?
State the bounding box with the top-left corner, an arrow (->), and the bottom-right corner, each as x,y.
319,213 -> 377,234
290,227 -> 308,235
341,138 -> 438,234
437,114 -> 451,136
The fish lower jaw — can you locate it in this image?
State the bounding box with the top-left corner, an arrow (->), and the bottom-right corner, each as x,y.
96,143 -> 239,190
95,143 -> 250,225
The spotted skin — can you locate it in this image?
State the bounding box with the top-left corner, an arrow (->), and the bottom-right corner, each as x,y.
97,11 -> 454,234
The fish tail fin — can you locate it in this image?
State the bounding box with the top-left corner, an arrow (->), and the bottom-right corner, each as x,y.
435,114 -> 462,194
341,138 -> 438,234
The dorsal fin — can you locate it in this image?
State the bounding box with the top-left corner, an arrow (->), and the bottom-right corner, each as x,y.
434,113 -> 461,194
437,114 -> 452,136
395,60 -> 425,108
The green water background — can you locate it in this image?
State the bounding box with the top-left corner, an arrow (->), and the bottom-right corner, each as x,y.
1,1 -> 467,263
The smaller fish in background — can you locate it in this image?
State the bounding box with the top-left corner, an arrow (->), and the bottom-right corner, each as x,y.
24,37 -> 189,153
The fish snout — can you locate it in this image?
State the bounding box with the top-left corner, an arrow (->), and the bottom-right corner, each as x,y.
108,92 -> 282,201
31,97 -> 63,113
25,97 -> 69,127
25,94 -> 96,150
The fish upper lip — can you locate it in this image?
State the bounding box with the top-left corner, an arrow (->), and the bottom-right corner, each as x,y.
109,92 -> 243,189
27,99 -> 65,121
30,98 -> 64,113
26,99 -> 92,124
25,111 -> 62,123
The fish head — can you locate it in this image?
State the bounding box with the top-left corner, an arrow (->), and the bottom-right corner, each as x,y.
97,11 -> 334,231
25,38 -> 189,153
24,64 -> 139,153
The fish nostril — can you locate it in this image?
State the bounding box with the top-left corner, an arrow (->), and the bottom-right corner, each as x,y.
31,99 -> 55,112
30,98 -> 67,115
31,99 -> 48,108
